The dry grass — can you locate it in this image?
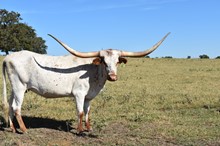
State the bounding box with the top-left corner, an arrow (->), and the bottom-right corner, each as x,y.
0,56 -> 220,145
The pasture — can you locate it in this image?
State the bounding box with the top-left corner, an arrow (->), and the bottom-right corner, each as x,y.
0,56 -> 220,145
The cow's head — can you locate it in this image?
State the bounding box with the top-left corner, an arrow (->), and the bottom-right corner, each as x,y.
48,33 -> 170,81
92,49 -> 127,81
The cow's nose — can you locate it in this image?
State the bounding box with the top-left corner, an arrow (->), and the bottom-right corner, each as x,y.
108,74 -> 117,81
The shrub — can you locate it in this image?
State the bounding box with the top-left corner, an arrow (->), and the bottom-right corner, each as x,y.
145,55 -> 150,58
163,56 -> 173,59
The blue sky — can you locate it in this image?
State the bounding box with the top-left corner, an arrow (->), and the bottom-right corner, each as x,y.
1,0 -> 220,58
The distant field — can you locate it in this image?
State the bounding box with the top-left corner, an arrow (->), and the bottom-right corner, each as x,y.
0,56 -> 220,146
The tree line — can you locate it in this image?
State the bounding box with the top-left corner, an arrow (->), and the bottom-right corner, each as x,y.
146,55 -> 220,59
0,9 -> 47,55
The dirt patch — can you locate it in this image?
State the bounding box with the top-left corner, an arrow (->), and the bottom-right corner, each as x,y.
1,115 -> 220,146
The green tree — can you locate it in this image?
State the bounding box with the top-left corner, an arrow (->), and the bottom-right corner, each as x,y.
0,9 -> 47,55
199,54 -> 209,59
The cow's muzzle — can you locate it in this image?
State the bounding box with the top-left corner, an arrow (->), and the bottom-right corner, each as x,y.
107,74 -> 117,81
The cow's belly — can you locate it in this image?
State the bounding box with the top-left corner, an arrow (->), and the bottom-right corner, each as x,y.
29,84 -> 72,98
27,73 -> 74,98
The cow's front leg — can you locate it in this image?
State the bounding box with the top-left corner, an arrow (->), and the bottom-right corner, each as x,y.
77,112 -> 84,133
84,100 -> 92,131
74,95 -> 85,133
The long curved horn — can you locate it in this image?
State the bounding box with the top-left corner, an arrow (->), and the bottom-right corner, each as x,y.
121,32 -> 170,57
48,34 -> 100,58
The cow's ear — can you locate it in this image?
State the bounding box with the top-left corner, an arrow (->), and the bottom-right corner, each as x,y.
119,57 -> 127,64
93,57 -> 102,65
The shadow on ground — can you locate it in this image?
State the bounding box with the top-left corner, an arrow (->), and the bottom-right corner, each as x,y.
0,115 -> 74,132
0,115 -> 98,138
23,116 -> 74,132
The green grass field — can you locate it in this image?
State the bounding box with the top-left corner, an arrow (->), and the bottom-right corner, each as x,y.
0,56 -> 220,145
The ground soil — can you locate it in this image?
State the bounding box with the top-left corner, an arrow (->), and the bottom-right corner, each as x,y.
0,116 -> 178,146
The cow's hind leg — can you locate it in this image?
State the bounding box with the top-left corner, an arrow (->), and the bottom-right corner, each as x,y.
10,86 -> 27,133
8,92 -> 16,133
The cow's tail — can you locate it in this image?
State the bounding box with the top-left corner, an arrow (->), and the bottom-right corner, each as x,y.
2,61 -> 9,126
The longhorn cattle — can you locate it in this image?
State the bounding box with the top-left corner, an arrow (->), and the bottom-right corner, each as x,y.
2,33 -> 170,133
